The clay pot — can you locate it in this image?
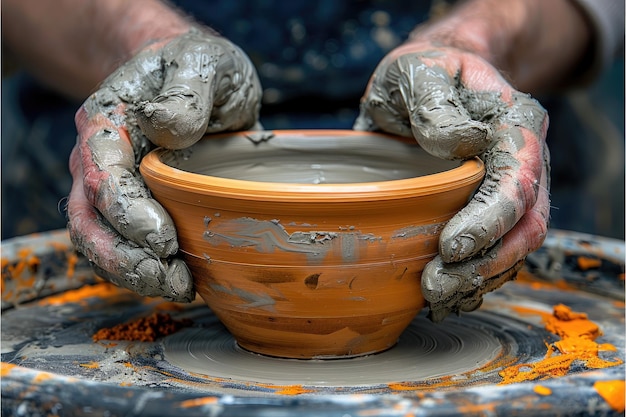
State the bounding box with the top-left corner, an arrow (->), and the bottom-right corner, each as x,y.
140,130 -> 484,359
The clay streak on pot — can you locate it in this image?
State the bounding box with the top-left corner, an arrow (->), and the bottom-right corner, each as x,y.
202,217 -> 337,259
392,223 -> 444,239
203,218 -> 385,262
210,283 -> 276,311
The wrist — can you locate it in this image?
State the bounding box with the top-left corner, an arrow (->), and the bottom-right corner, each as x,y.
408,0 -> 526,69
97,0 -> 194,73
407,0 -> 592,94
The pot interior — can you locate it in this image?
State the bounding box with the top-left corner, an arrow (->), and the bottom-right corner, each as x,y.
159,131 -> 460,184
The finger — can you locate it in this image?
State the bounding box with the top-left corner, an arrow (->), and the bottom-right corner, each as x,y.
67,147 -> 194,302
355,53 -> 493,159
75,103 -> 177,258
423,257 -> 524,323
439,95 -> 549,262
422,155 -> 550,322
136,30 -> 261,149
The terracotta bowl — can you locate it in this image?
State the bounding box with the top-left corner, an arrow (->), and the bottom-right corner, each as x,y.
140,130 -> 484,359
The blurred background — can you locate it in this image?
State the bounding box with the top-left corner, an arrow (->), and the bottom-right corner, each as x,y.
2,1 -> 623,241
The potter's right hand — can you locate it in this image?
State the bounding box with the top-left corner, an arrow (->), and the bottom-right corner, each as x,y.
67,29 -> 262,302
354,41 -> 550,323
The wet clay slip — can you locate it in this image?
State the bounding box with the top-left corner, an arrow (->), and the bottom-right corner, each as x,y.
140,130 -> 484,359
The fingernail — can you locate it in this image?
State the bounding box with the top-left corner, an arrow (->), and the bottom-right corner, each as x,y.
135,258 -> 164,290
146,226 -> 179,258
446,235 -> 477,262
165,259 -> 195,302
421,261 -> 461,302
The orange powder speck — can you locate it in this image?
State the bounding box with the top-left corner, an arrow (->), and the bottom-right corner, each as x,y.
180,397 -> 220,408
66,253 -> 78,278
0,362 -> 17,377
594,380 -> 625,412
32,371 -> 54,384
48,241 -> 70,252
388,382 -> 422,391
38,282 -> 127,306
499,304 -> 623,385
79,361 -> 100,369
514,270 -> 574,292
387,375 -> 471,392
1,248 -> 41,300
599,343 -> 618,352
546,305 -> 601,341
577,256 -> 602,271
455,403 -> 497,415
534,385 -> 552,396
257,383 -> 315,396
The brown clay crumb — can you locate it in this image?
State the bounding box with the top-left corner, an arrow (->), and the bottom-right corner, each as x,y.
92,312 -> 192,342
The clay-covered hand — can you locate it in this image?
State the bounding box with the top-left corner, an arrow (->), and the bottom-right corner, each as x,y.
67,28 -> 262,302
354,41 -> 550,322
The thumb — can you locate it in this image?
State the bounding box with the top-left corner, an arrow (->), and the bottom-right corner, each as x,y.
395,54 -> 493,159
136,31 -> 219,150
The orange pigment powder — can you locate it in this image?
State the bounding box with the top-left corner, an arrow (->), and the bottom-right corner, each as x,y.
92,312 -> 192,342
79,361 -> 100,369
499,304 -> 623,385
257,383 -> 315,396
593,380 -> 625,412
180,397 -> 220,408
1,248 -> 40,300
533,385 -> 552,396
39,282 -> 127,306
576,256 -> 602,271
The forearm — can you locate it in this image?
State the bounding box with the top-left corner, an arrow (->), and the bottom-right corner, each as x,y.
2,0 -> 193,100
408,0 -> 593,94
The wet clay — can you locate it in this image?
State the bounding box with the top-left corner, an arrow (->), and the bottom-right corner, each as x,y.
162,131 -> 460,184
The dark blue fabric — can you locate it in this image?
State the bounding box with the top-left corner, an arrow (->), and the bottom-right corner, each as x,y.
172,0 -> 429,103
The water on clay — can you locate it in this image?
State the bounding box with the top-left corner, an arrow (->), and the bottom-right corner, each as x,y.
162,132 -> 461,184
163,310 -> 538,387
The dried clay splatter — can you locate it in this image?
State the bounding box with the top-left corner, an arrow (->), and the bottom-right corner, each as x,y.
499,304 -> 623,385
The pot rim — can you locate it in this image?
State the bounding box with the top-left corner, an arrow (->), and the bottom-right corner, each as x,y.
140,129 -> 485,202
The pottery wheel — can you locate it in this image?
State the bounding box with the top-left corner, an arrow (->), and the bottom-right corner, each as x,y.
1,229 -> 624,416
163,310 -> 535,387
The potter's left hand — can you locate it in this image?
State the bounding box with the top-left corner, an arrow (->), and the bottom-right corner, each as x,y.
354,41 -> 550,322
